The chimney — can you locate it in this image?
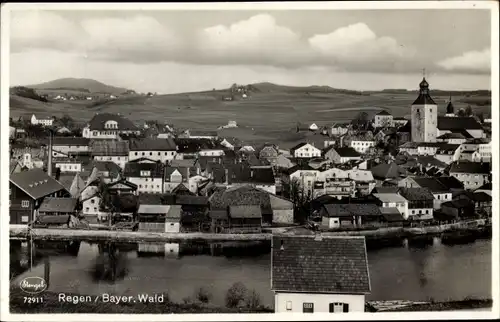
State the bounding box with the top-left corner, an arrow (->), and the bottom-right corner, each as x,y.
47,131 -> 53,177
224,168 -> 229,185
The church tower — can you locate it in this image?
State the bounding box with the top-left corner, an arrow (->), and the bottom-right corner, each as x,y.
445,95 -> 455,117
411,76 -> 437,142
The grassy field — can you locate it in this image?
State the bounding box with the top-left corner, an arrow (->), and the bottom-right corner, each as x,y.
10,84 -> 491,148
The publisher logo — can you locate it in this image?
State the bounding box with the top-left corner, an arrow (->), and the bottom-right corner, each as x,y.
20,277 -> 47,294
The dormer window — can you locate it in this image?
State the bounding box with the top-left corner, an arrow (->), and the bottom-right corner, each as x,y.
140,170 -> 151,177
104,120 -> 118,129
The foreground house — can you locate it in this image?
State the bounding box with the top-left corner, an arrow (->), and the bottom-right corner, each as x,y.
38,197 -> 79,217
82,113 -> 140,139
123,161 -> 164,194
398,188 -> 434,221
320,204 -> 382,229
271,235 -> 370,313
324,147 -> 362,164
90,140 -> 129,169
449,162 -> 490,190
290,143 -> 321,159
51,137 -> 90,158
129,138 -> 177,162
10,169 -> 69,225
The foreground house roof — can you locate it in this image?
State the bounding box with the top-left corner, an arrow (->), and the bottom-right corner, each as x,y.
88,113 -> 138,131
10,169 -> 67,200
271,235 -> 371,294
129,138 -> 177,151
38,197 -> 78,213
437,116 -> 483,131
449,162 -> 490,174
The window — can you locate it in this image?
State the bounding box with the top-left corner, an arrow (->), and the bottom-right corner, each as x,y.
94,207 -> 97,212
21,200 -> 29,208
170,223 -> 175,226
329,302 -> 349,313
286,301 -> 292,311
303,303 -> 314,313
21,216 -> 29,223
150,152 -> 153,156
135,152 -> 138,156
164,152 -> 168,156
158,152 -> 161,156
91,199 -> 95,204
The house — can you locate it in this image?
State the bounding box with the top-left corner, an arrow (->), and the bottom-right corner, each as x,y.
123,162 -> 164,194
330,123 -> 350,136
10,169 -> 69,225
314,168 -> 356,199
82,113 -> 140,139
324,147 -> 362,164
164,165 -> 199,193
90,161 -> 121,184
290,143 -> 321,159
274,154 -> 295,169
373,110 -> 393,128
283,165 -> 320,196
90,140 -> 129,169
31,114 -> 54,127
470,192 -> 492,216
184,130 -> 219,140
38,197 -> 79,217
399,177 -> 451,210
449,162 -> 490,190
320,204 -> 383,229
137,194 -> 181,233
51,137 -> 90,157
474,182 -> 491,196
309,123 -> 319,131
308,158 -> 334,170
350,140 -> 375,154
398,188 -> 434,221
399,142 -> 419,155
106,178 -> 138,195
436,133 -> 468,145
437,116 -> 484,139
129,138 -> 177,162
227,205 -> 262,233
164,194 -> 209,233
211,165 -> 277,194
53,159 -> 83,173
435,144 -> 461,164
441,199 -> 476,220
372,193 -> 409,220
258,145 -> 279,165
33,215 -> 81,228
346,170 -> 376,196
392,117 -> 408,128
174,138 -> 223,159
472,141 -> 492,162
10,160 -> 24,175
370,162 -> 407,186
271,235 -> 370,313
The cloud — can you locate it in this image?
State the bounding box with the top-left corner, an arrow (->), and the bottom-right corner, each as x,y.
436,48 -> 491,74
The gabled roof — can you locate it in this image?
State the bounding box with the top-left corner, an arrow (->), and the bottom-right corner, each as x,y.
449,162 -> 490,174
88,113 -> 138,131
322,204 -> 382,217
38,197 -> 78,213
10,169 -> 67,200
475,182 -> 492,191
52,137 -> 90,146
129,138 -> 176,151
271,236 -> 370,294
416,156 -> 447,169
90,140 -> 129,156
334,147 -> 362,158
124,162 -> 164,178
92,161 -> 121,176
437,132 -> 466,140
399,187 -> 434,201
436,176 -> 464,190
438,117 -> 483,131
372,193 -> 407,203
380,208 -> 406,222
376,110 -> 391,116
412,177 -> 449,193
370,162 -> 407,180
107,178 -> 138,190
346,170 -> 374,182
473,192 -> 492,202
36,215 -> 71,225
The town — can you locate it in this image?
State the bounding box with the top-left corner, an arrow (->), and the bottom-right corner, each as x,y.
9,77 -> 493,313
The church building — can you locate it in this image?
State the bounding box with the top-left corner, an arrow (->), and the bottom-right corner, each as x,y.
411,77 -> 438,143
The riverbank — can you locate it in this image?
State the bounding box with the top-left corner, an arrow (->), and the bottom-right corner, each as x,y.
376,299 -> 493,312
9,219 -> 490,243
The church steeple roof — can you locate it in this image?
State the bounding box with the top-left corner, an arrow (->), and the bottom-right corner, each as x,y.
412,76 -> 436,105
446,95 -> 454,114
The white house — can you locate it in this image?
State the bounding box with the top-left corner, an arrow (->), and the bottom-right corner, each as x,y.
288,168 -> 320,195
437,116 -> 484,139
472,141 -> 491,162
129,138 -> 177,163
346,169 -> 376,195
54,160 -> 82,173
373,110 -> 393,128
90,140 -> 129,169
31,114 -> 54,127
373,193 -> 409,219
52,137 -> 90,157
82,113 -> 140,139
350,140 -> 375,154
449,162 -> 490,190
123,162 -> 164,194
272,235 -> 370,313
290,143 -> 321,158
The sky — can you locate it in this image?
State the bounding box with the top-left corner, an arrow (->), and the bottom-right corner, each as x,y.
8,8 -> 493,94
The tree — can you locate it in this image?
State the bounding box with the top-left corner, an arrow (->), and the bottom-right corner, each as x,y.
245,289 -> 261,309
352,112 -> 370,131
289,178 -> 313,224
225,282 -> 248,308
59,114 -> 75,129
194,286 -> 213,304
465,105 -> 473,116
97,180 -> 116,226
457,108 -> 467,117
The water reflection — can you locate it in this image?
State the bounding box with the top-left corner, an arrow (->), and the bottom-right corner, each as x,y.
92,243 -> 130,282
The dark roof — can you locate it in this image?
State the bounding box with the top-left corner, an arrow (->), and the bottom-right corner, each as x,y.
370,162 -> 407,180
437,132 -> 466,140
209,186 -> 273,211
129,138 -> 176,151
228,205 -> 262,219
124,162 -> 164,178
446,101 -> 454,114
322,204 -> 382,218
412,93 -> 436,105
412,177 -> 448,193
436,176 -> 464,190
211,164 -> 275,185
88,113 -> 138,131
36,215 -> 71,225
376,110 -> 391,116
92,161 -> 121,176
107,178 -> 138,190
416,156 -> 447,169
175,195 -> 209,206
171,183 -> 195,196
475,182 -> 492,191
174,138 -> 221,153
138,193 -> 164,205
399,187 -> 434,201
334,147 -> 362,158
90,140 -> 129,156
52,137 -> 90,146
209,210 -> 228,220
473,192 -> 491,202
373,187 -> 399,194
442,199 -> 473,209
438,117 -> 483,131
449,162 -> 490,174
380,208 -> 406,222
38,197 -> 78,213
10,169 -> 67,200
290,142 -> 308,152
271,236 -> 370,294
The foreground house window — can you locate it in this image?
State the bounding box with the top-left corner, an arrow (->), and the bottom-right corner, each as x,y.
329,302 -> 349,313
303,302 -> 314,313
286,301 -> 292,311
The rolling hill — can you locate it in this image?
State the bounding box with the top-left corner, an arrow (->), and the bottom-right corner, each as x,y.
27,78 -> 133,95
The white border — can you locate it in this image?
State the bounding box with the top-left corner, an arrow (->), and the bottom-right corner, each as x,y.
1,1 -> 498,321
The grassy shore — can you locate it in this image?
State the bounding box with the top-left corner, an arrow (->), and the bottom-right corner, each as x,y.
383,299 -> 493,312
9,289 -> 273,314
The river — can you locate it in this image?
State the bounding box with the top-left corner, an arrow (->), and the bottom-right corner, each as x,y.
10,238 -> 491,309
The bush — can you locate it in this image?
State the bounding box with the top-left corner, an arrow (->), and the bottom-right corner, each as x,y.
245,289 -> 261,309
194,287 -> 213,304
225,282 -> 248,308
